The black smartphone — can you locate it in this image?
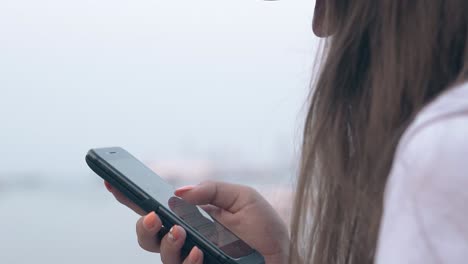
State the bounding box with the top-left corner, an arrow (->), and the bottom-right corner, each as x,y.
86,147 -> 265,264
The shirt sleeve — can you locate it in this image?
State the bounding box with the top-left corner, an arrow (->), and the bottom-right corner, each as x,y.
375,114 -> 468,264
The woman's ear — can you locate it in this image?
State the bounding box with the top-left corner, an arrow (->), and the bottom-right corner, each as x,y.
313,0 -> 329,37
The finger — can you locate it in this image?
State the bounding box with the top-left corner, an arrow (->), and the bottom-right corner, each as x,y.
159,225 -> 186,264
175,181 -> 260,213
104,181 -> 146,215
136,212 -> 163,252
182,247 -> 204,264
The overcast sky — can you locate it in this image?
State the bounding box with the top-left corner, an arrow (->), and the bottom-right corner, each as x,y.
0,0 -> 319,180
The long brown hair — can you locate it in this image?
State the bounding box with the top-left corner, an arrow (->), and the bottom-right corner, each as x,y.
290,1 -> 468,263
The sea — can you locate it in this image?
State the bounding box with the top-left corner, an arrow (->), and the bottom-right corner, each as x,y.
0,170 -> 294,264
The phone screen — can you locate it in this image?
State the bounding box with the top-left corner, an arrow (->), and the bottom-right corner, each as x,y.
101,150 -> 254,259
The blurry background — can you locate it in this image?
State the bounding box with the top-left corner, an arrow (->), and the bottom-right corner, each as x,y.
0,0 -> 318,263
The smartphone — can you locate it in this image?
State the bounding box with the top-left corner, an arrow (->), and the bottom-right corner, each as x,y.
86,147 -> 265,264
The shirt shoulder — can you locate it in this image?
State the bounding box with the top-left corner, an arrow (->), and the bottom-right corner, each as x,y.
375,82 -> 468,264
398,82 -> 468,148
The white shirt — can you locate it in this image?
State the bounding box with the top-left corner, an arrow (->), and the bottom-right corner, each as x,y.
375,82 -> 468,263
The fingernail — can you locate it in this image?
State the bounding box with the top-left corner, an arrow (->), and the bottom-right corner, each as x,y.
174,185 -> 195,196
168,225 -> 179,242
188,246 -> 202,263
104,181 -> 112,192
143,212 -> 156,230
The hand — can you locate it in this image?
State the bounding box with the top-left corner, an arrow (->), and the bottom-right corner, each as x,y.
105,180 -> 289,264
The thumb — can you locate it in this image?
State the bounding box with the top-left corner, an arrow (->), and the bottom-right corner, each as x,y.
174,181 -> 259,214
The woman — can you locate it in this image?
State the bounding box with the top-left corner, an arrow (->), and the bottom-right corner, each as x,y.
105,0 -> 468,263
